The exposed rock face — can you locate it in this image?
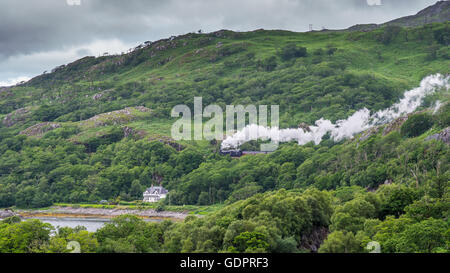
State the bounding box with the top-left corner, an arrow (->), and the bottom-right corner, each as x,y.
0,87 -> 12,97
92,93 -> 103,100
123,126 -> 134,138
211,29 -> 231,38
300,226 -> 329,253
2,107 -> 32,127
92,90 -> 112,101
19,122 -> 61,137
383,0 -> 450,28
0,209 -> 16,219
383,116 -> 409,136
425,127 -> 450,144
346,1 -> 449,31
359,126 -> 381,141
80,106 -> 151,127
123,126 -> 147,139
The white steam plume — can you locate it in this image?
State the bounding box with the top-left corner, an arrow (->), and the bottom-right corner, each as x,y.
221,74 -> 449,150
433,100 -> 442,115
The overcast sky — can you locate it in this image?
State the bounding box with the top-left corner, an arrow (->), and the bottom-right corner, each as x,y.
0,0 -> 439,86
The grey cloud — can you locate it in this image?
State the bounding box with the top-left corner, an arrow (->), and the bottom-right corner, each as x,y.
0,0 -> 440,83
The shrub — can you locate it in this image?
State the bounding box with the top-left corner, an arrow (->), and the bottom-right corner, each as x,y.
217,43 -> 247,57
326,46 -> 338,55
426,44 -> 440,61
434,27 -> 449,45
280,43 -> 307,61
436,46 -> 450,59
155,203 -> 166,212
400,113 -> 433,138
434,103 -> 450,127
197,192 -> 210,205
313,48 -> 325,56
34,105 -> 63,122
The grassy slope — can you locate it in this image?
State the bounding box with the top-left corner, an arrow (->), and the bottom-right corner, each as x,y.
0,23 -> 449,158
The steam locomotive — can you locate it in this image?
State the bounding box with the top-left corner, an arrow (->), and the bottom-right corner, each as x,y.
219,149 -> 272,157
219,149 -> 243,157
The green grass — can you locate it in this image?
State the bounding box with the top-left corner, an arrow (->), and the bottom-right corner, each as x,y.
2,22 -> 449,148
54,203 -> 118,209
127,118 -> 173,136
52,202 -> 226,215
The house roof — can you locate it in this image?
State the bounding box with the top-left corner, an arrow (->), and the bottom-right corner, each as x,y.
145,186 -> 168,195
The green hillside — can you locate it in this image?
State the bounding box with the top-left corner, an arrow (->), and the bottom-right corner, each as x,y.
0,15 -> 449,253
348,0 -> 450,31
2,22 -> 449,132
383,0 -> 450,28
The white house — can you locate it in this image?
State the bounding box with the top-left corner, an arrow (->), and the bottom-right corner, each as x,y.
143,185 -> 168,203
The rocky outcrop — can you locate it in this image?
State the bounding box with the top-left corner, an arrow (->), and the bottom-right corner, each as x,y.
123,126 -> 135,138
0,209 -> 16,219
360,126 -> 381,141
425,127 -> 450,144
19,122 -> 61,137
383,1 -> 450,28
80,106 -> 151,127
92,89 -> 113,101
2,107 -> 32,127
383,116 -> 409,136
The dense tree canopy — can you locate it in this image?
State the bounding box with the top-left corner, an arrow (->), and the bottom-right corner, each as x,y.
0,22 -> 449,253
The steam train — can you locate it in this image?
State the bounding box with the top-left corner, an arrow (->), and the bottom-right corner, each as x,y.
219,149 -> 272,157
219,149 -> 243,157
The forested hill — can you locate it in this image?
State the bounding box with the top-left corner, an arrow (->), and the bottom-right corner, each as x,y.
347,0 -> 450,31
2,15 -> 449,128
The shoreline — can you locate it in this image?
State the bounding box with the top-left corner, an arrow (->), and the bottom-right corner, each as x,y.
13,206 -> 193,221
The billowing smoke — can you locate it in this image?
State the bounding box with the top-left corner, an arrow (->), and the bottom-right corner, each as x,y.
433,100 -> 443,115
221,74 -> 449,150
